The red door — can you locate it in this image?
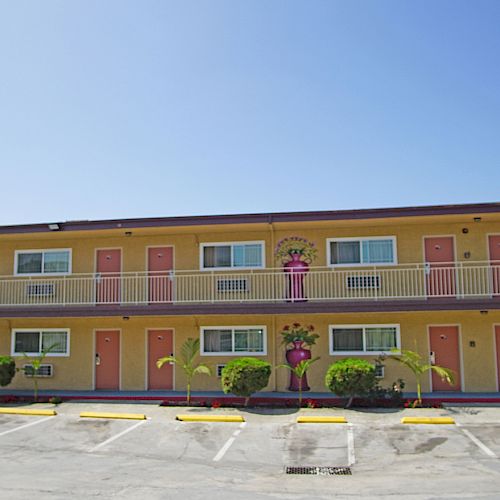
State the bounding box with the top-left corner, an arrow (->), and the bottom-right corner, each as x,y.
96,249 -> 121,304
148,247 -> 173,303
429,326 -> 461,391
148,329 -> 173,390
424,237 -> 456,296
489,235 -> 500,296
495,326 -> 500,391
95,330 -> 120,390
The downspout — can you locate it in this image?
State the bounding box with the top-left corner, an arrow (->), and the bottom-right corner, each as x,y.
272,315 -> 277,392
268,217 -> 278,392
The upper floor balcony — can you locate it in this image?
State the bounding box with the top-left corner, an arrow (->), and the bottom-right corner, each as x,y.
0,261 -> 498,313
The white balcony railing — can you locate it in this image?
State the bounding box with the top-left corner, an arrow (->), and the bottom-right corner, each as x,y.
0,262 -> 499,307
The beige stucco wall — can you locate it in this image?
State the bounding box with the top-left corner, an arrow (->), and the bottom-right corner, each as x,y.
0,215 -> 498,275
1,311 -> 499,393
0,211 -> 498,394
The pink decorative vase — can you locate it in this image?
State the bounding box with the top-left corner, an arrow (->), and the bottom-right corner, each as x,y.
285,340 -> 311,391
284,253 -> 309,302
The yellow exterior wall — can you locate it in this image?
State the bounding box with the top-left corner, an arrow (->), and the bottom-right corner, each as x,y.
1,311 -> 499,393
0,210 -> 499,394
0,217 -> 498,275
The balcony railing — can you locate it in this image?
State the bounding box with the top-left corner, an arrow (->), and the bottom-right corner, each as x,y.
0,261 -> 499,307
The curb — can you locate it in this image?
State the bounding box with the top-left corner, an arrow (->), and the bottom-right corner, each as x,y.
401,417 -> 455,425
80,412 -> 147,420
297,416 -> 347,424
0,408 -> 57,416
176,414 -> 245,422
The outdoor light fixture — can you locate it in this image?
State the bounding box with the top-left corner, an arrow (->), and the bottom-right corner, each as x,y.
473,217 -> 482,222
48,223 -> 60,231
125,231 -> 132,236
480,310 -> 488,315
122,316 -> 130,321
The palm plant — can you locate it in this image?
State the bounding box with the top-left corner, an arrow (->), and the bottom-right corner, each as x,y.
277,357 -> 320,407
157,338 -> 211,405
20,343 -> 60,402
390,349 -> 454,406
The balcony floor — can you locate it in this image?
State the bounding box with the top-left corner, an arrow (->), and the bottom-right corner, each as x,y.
0,297 -> 499,318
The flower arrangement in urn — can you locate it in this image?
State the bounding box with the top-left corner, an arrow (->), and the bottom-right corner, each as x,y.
281,323 -> 319,392
281,323 -> 319,348
275,236 -> 317,264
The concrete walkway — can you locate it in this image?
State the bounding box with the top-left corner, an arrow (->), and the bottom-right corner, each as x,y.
1,389 -> 499,403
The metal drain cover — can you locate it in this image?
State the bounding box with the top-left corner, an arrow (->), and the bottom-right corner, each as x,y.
285,466 -> 352,476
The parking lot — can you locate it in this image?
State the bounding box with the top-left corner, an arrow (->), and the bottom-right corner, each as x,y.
0,403 -> 499,499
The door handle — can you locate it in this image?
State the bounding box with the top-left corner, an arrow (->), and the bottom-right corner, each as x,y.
95,353 -> 101,366
429,351 -> 436,365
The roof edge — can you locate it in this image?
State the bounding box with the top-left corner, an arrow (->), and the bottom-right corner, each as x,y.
1,201 -> 499,235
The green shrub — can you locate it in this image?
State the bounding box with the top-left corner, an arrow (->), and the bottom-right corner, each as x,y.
221,358 -> 272,406
0,356 -> 16,387
366,378 -> 406,407
325,358 -> 377,407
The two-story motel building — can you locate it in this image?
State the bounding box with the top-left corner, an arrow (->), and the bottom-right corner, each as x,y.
1,202 -> 500,396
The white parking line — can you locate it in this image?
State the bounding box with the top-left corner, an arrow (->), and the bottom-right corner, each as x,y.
213,422 -> 247,462
0,416 -> 54,437
89,419 -> 148,453
456,422 -> 497,458
347,423 -> 355,465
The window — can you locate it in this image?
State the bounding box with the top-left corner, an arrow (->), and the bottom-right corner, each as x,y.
11,329 -> 70,356
329,325 -> 400,355
15,249 -> 71,275
327,237 -> 396,266
201,242 -> 264,270
201,327 -> 266,355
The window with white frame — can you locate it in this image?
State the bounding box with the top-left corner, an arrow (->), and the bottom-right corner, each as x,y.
200,242 -> 264,270
15,249 -> 71,275
201,327 -> 266,355
329,325 -> 400,355
327,237 -> 396,266
11,329 -> 70,356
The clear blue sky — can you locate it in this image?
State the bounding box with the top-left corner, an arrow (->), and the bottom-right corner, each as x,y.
0,1 -> 499,225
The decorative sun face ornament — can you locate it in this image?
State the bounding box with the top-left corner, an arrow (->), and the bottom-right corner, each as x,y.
274,236 -> 318,265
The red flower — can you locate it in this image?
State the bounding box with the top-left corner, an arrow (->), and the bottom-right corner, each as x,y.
293,322 -> 300,328
283,325 -> 290,331
308,325 -> 314,331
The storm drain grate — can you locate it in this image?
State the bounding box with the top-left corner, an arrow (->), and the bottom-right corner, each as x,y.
285,466 -> 352,476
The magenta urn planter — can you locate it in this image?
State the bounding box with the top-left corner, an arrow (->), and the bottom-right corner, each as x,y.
284,253 -> 309,302
285,340 -> 311,391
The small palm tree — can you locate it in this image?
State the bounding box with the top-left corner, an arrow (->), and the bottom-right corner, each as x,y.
277,357 -> 320,407
390,349 -> 454,406
157,338 -> 211,405
20,343 -> 60,402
